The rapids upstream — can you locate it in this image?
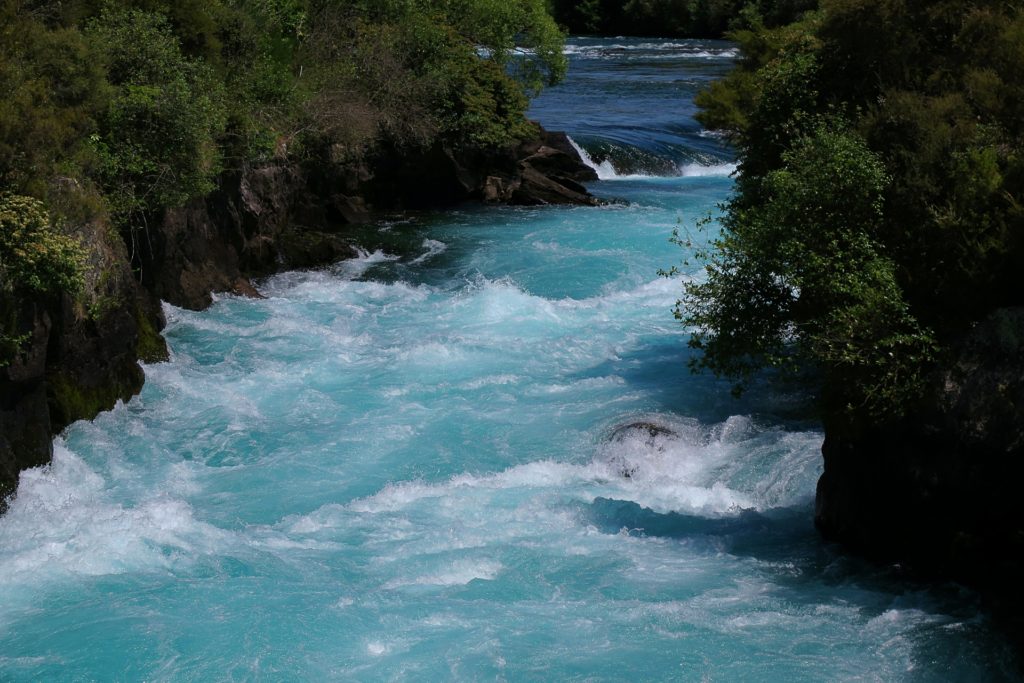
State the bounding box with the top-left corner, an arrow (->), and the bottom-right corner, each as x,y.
0,37 -> 1020,680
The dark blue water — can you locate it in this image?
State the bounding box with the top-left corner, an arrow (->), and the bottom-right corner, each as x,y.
0,37 -> 1018,681
531,37 -> 736,176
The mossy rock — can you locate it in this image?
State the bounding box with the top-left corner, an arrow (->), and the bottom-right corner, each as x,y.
135,301 -> 168,363
278,229 -> 358,270
47,363 -> 143,431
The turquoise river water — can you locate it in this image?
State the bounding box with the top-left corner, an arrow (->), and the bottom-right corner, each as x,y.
0,37 -> 1020,681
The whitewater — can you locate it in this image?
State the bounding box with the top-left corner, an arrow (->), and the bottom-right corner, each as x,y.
0,37 -> 1018,681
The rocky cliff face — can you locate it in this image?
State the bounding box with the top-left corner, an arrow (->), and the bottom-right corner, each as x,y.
0,128 -> 597,502
1,194 -> 167,502
0,297 -> 53,498
816,306 -> 1024,631
140,129 -> 597,310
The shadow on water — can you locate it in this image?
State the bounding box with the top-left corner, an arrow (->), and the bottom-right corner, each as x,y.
584,495 -> 816,559
580,494 -> 1024,677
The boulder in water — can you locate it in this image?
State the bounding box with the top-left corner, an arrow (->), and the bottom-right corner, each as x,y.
604,421 -> 679,478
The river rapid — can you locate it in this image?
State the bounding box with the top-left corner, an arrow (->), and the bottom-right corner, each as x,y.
0,37 -> 1018,681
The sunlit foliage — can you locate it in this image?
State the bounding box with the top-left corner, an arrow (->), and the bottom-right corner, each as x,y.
0,193 -> 84,364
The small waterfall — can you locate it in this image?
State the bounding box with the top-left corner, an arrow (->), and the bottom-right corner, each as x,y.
568,135 -> 621,179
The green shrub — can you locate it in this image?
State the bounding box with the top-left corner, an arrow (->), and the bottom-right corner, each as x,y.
0,194 -> 85,296
0,193 -> 85,366
0,8 -> 109,198
86,9 -> 227,223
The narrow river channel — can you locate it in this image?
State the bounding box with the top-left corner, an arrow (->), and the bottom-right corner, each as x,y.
0,37 -> 1016,681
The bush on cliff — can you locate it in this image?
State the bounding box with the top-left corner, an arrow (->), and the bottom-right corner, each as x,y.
0,193 -> 84,365
0,194 -> 84,297
681,0 -> 1024,424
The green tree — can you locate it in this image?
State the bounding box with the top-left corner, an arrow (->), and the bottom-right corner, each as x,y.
682,0 -> 1024,424
297,0 -> 566,150
0,3 -> 109,198
683,124 -> 935,417
85,9 -> 227,223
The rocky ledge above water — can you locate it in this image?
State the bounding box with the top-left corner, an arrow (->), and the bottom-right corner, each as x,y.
0,127 -> 598,504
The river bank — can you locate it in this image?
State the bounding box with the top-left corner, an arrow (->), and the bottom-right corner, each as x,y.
0,128 -> 597,503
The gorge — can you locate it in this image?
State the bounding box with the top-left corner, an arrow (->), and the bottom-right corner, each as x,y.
1,35 -> 1020,679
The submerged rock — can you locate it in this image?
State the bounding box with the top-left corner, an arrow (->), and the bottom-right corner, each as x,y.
604,421 -> 679,478
609,421 -> 678,445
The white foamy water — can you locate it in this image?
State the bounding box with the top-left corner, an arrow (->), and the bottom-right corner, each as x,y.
569,136 -> 621,180
563,42 -> 739,60
679,161 -> 737,177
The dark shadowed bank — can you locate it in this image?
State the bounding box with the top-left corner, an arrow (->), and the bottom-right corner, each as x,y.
548,0 -> 817,38
0,129 -> 597,504
815,307 -> 1024,648
686,0 -> 1024,651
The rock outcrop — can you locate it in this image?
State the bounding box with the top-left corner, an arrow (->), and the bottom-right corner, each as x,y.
816,306 -> 1024,634
140,128 -> 597,310
0,298 -> 53,498
1,126 -> 598,500
1,191 -> 167,503
479,132 -> 601,206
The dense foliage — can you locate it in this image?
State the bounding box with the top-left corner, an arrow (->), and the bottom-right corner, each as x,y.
547,0 -> 815,38
0,193 -> 84,364
683,0 -> 1024,422
86,8 -> 228,223
0,0 -> 567,369
0,0 -> 567,229
0,194 -> 84,296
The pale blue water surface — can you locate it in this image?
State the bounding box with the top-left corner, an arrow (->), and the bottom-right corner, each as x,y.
1,37 -> 1019,681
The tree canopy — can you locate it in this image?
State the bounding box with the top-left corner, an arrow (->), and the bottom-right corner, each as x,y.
546,0 -> 816,38
683,0 -> 1024,423
0,0 -> 567,222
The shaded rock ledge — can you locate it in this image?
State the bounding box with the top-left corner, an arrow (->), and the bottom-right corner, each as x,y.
815,306 -> 1024,646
